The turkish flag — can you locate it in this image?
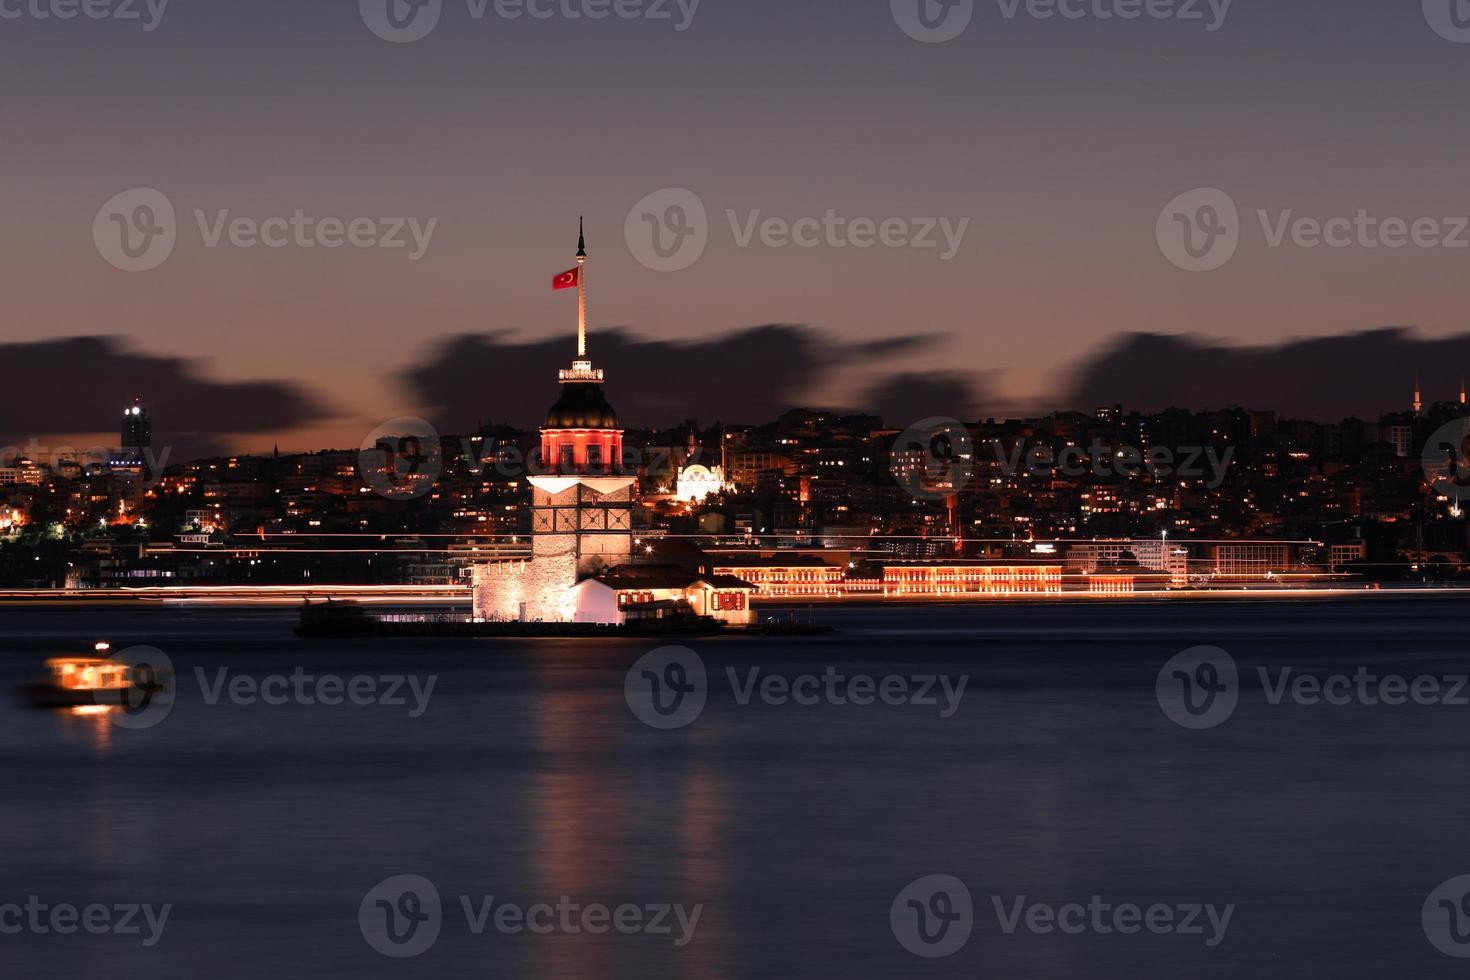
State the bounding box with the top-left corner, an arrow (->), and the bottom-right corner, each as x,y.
552,267 -> 580,290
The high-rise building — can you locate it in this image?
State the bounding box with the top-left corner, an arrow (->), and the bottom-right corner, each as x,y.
121,399 -> 151,452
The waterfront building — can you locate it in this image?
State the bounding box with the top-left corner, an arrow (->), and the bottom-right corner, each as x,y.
1211,542 -> 1291,579
1064,538 -> 1189,587
880,562 -> 1063,597
710,555 -> 847,598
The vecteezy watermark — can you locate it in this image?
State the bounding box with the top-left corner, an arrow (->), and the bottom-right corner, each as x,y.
359,875 -> 702,958
1424,0 -> 1470,43
727,210 -> 970,261
359,418 -> 444,500
194,668 -> 437,718
93,188 -> 438,272
625,646 -> 708,730
990,895 -> 1234,947
358,0 -> 701,43
624,647 -> 970,729
891,0 -> 1231,43
1422,418 -> 1470,513
729,667 -> 969,718
890,416 -> 1236,502
890,876 -> 1233,957
623,188 -> 970,272
360,875 -> 442,959
1156,646 -> 1238,730
1424,874 -> 1470,957
624,189 -> 709,272
0,897 -> 172,947
1158,646 -> 1470,730
889,417 -> 976,502
0,440 -> 173,481
1155,187 -> 1240,273
891,875 -> 974,958
1158,187 -> 1470,272
0,0 -> 169,30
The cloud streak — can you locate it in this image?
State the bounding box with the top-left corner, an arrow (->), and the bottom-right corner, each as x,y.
0,336 -> 331,458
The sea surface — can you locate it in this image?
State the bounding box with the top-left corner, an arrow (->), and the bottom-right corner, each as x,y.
2,596 -> 1470,978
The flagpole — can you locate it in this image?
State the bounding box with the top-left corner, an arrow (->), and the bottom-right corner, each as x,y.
577,217 -> 587,359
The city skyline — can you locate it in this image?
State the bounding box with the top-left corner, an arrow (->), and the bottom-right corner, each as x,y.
6,0 -> 1470,452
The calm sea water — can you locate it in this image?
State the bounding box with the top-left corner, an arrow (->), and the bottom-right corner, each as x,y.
3,597 -> 1470,978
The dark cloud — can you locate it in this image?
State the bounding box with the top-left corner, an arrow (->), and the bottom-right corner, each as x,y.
862,372 -> 986,426
403,325 -> 951,430
0,336 -> 330,458
1066,328 -> 1457,420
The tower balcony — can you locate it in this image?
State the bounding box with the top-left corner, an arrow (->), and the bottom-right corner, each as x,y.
559,359 -> 604,383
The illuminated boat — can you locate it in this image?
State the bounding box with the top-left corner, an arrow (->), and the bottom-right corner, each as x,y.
16,643 -> 164,709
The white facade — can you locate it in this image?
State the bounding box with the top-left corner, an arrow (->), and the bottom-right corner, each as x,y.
675,463 -> 726,502
471,475 -> 633,623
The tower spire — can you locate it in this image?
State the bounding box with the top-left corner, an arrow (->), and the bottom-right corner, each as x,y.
1414,376 -> 1423,416
577,217 -> 588,358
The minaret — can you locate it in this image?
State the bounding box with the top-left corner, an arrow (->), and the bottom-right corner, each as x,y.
1460,377 -> 1465,407
1414,377 -> 1423,416
577,216 -> 587,358
560,218 -> 602,385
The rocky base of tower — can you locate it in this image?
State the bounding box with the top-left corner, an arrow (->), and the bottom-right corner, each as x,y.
471,553 -> 581,623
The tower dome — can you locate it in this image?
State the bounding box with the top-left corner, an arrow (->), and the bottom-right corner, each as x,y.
545,380 -> 619,429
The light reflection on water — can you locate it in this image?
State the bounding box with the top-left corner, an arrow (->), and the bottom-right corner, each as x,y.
0,599 -> 1466,978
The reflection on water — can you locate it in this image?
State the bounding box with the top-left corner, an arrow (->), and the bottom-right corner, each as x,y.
0,599 -> 1468,979
530,665 -> 628,978
58,704 -> 114,753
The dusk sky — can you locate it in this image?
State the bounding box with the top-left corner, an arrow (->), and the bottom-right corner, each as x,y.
6,0 -> 1470,455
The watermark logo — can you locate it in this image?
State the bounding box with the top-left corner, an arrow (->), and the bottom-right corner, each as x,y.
893,0 -> 1230,42
360,0 -> 700,42
94,188 -> 176,273
625,646 -> 707,730
728,210 -> 969,260
1156,646 -> 1237,730
360,418 -> 444,500
625,188 -> 709,272
1425,875 -> 1470,957
1422,418 -> 1470,511
992,895 -> 1233,946
890,416 -> 976,502
360,874 -> 442,958
729,667 -> 968,718
0,0 -> 169,30
891,874 -> 973,958
360,0 -> 443,42
892,0 -> 974,43
0,898 -> 172,946
1160,188 -> 1470,271
1424,0 -> 1470,42
106,645 -> 175,731
1156,187 -> 1239,273
0,440 -> 172,483
194,668 -> 436,718
361,877 -> 700,952
625,189 -> 968,270
94,189 -> 438,271
891,423 -> 1236,496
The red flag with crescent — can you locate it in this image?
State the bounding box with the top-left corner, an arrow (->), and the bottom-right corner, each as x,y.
552,267 -> 580,290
